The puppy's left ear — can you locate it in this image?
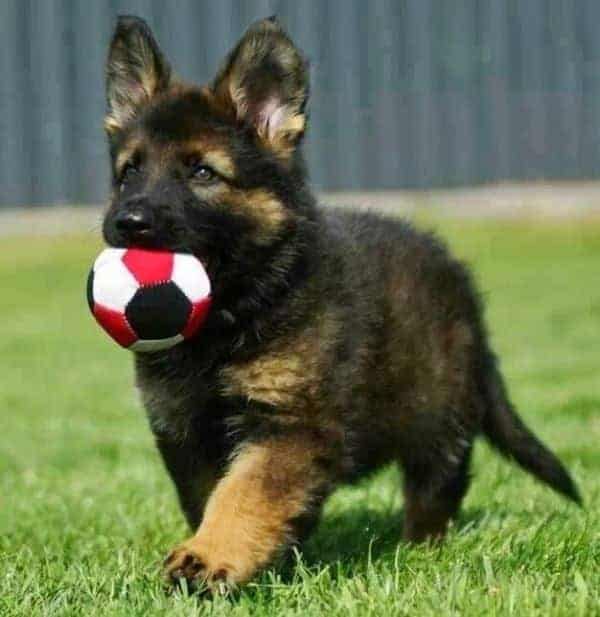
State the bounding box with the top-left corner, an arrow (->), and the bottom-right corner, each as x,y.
212,17 -> 309,158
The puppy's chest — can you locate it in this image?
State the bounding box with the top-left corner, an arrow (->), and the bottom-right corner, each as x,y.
218,318 -> 338,409
219,351 -> 318,409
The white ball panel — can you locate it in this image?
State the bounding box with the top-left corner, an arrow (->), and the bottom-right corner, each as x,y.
171,254 -> 211,302
93,258 -> 139,312
129,334 -> 184,353
93,248 -> 126,272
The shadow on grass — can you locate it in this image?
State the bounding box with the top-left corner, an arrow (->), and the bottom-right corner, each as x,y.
255,503 -> 492,593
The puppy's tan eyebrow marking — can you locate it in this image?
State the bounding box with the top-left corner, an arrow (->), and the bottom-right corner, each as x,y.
184,142 -> 236,179
202,149 -> 235,179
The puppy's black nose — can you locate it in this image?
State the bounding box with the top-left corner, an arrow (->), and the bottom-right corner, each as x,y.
114,207 -> 154,238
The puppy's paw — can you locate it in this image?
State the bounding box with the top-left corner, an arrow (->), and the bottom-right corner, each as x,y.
164,541 -> 235,595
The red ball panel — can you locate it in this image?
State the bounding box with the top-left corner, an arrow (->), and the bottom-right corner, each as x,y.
93,302 -> 138,348
122,249 -> 174,286
182,297 -> 212,339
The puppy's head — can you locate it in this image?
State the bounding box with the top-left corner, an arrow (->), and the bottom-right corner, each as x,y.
102,16 -> 314,309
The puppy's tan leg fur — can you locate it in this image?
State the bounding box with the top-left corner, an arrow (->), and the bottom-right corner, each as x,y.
165,439 -> 326,589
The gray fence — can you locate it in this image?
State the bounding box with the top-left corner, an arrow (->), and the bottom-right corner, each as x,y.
2,0 -> 600,207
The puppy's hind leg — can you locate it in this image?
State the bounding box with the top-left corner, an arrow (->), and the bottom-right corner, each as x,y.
400,442 -> 473,543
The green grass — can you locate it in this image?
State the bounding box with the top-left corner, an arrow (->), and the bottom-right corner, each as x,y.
1,218 -> 599,616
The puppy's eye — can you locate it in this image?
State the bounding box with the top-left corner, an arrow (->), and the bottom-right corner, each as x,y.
123,162 -> 139,178
190,160 -> 217,184
119,162 -> 140,191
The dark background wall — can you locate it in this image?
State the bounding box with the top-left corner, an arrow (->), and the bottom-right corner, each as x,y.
2,0 -> 600,207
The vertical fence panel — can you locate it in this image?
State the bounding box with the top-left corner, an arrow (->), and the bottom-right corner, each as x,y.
578,0 -> 600,178
0,1 -> 31,204
326,0 -> 363,189
0,0 -> 598,206
443,0 -> 480,186
513,0 -> 549,180
68,1 -> 112,204
479,0 -> 511,183
406,0 -> 440,188
547,2 -> 581,178
364,0 -> 408,189
27,0 -> 69,204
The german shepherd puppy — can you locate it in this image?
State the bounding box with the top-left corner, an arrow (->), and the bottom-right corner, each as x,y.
102,16 -> 580,592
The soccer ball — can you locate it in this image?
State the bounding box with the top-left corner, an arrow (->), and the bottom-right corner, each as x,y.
87,248 -> 212,352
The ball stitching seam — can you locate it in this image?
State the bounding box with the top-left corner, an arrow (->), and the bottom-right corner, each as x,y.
138,280 -> 172,289
121,313 -> 138,342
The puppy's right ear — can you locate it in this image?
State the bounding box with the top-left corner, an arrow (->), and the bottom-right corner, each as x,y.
105,16 -> 171,135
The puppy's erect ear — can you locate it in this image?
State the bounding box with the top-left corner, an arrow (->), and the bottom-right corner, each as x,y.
212,17 -> 309,157
105,16 -> 171,135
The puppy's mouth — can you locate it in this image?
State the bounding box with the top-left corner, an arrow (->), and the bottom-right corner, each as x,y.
106,233 -> 215,278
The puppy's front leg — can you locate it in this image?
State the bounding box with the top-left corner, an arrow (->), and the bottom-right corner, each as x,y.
164,436 -> 331,591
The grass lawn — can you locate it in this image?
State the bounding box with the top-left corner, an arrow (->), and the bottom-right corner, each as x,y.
0,216 -> 598,616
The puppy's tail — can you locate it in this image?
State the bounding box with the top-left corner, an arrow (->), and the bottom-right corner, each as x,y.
480,353 -> 581,505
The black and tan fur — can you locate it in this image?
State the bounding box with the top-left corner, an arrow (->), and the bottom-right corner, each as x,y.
101,16 -> 581,592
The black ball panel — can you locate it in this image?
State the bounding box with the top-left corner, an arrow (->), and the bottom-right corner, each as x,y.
86,268 -> 95,312
125,283 -> 191,340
